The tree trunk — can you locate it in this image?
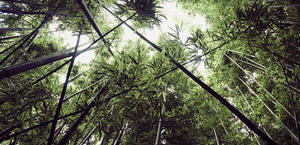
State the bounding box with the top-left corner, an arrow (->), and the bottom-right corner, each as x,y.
113,123 -> 126,145
79,124 -> 98,145
0,0 -> 45,5
47,32 -> 82,145
0,14 -> 52,66
0,9 -> 51,15
76,0 -> 114,56
101,132 -> 110,145
0,28 -> 35,33
56,81 -> 109,145
0,44 -> 99,80
12,30 -> 40,65
213,128 -> 220,145
0,35 -> 26,41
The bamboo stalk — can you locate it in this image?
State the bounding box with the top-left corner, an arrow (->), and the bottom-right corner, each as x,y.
0,0 -> 45,5
212,106 -> 229,135
47,31 -> 82,145
281,63 -> 300,145
76,0 -> 114,56
113,123 -> 126,145
213,128 -> 220,145
0,35 -> 27,42
56,81 -> 109,145
64,78 -> 103,102
79,124 -> 99,145
0,12 -> 136,80
0,28 -> 35,33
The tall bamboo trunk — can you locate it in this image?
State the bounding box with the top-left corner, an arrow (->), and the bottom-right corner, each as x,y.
0,28 -> 35,33
113,123 -> 126,145
0,35 -> 27,41
76,0 -> 114,56
47,32 -> 82,145
0,0 -> 45,5
100,133 -> 110,145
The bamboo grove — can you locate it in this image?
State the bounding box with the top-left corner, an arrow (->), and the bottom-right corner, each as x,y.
0,0 -> 299,144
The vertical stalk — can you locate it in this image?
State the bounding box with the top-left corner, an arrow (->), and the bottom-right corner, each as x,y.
281,63 -> 300,145
113,123 -> 126,145
79,124 -> 99,145
76,0 -> 114,56
57,81 -> 109,145
47,31 -> 82,145
213,128 -> 220,145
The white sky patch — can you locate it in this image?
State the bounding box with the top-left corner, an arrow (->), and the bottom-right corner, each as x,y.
49,23 -> 95,64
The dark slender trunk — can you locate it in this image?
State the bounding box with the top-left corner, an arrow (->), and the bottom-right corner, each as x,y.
101,132 -> 110,145
103,5 -> 277,145
113,123 -> 125,145
0,9 -> 81,17
32,59 -> 71,84
0,47 -> 73,80
0,35 -> 26,41
0,109 -> 84,143
47,32 -> 81,145
76,0 -> 114,56
0,87 -> 132,143
0,28 -> 35,33
0,0 -> 45,5
0,9 -> 51,15
63,79 -> 103,102
281,63 -> 300,145
80,125 -> 98,145
56,81 -> 109,145
259,46 -> 300,67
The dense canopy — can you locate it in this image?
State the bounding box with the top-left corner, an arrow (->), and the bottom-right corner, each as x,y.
0,0 -> 300,144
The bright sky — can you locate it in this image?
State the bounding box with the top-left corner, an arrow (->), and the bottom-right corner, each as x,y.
51,0 -> 210,83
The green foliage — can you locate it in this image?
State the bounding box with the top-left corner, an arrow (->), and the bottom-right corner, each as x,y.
0,0 -> 300,144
